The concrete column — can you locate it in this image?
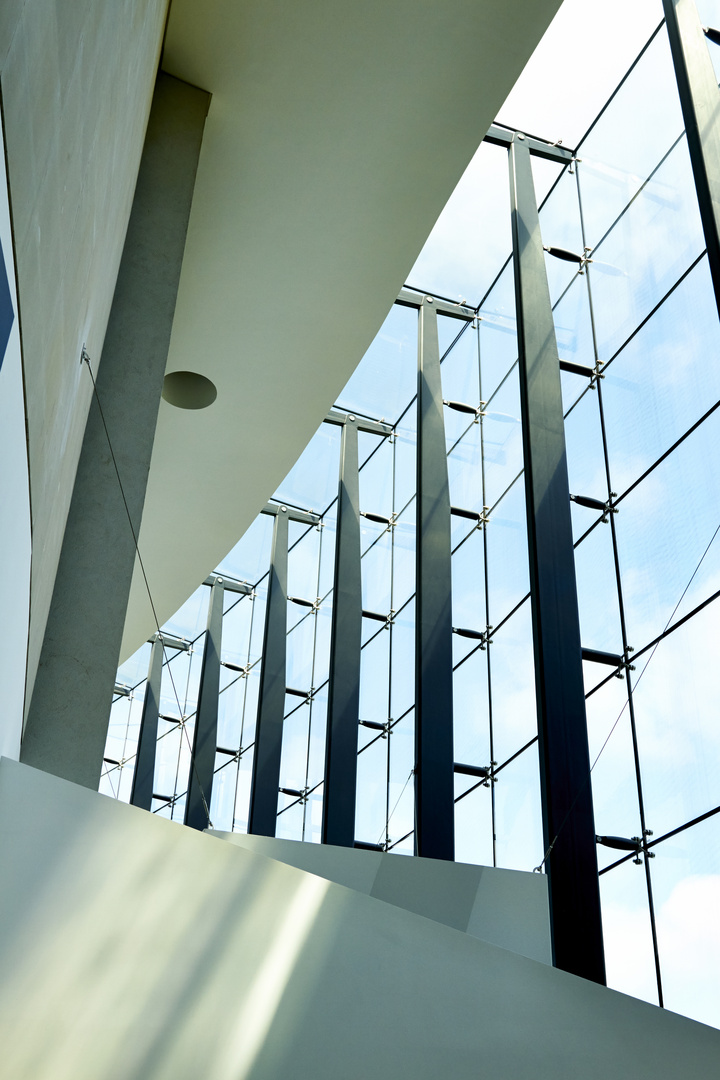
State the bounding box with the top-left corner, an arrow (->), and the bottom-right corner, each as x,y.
21,73 -> 211,789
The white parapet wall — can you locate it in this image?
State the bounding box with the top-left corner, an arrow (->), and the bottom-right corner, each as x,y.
209,830 -> 552,964
0,757 -> 719,1080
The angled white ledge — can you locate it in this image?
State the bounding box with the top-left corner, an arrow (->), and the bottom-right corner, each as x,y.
121,0 -> 565,658
208,829 -> 552,963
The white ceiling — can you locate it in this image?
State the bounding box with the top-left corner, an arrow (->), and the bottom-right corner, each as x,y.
121,0 -> 562,659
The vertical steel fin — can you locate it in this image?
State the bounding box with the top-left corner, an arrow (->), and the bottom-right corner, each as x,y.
130,635 -> 164,811
509,136 -> 606,984
415,298 -> 455,861
248,508 -> 289,835
185,578 -> 224,830
323,418 -> 363,846
663,0 -> 720,314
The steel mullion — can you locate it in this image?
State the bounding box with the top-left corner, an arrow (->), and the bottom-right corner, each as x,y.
248,507 -> 290,835
185,578 -> 225,830
130,634 -> 164,810
415,297 -> 455,860
664,0 -> 720,316
509,134 -> 605,984
322,418 -> 363,846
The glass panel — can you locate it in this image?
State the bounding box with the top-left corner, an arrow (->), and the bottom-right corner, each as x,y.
564,383 -> 607,542
221,594 -> 253,666
574,524 -> 623,655
209,754 -> 238,831
531,158 -> 563,211
116,640 -> 151,692
538,165 -> 585,306
311,596 -> 332,690
387,710 -> 414,849
287,522 -> 321,630
274,420 -> 340,512
478,262 -> 517,403
451,526 -> 485,633
602,257 -> 720,496
437,311 -> 466,359
336,303 -> 417,425
483,366 -> 523,509
447,419 -> 483,517
286,614 -> 315,693
555,276 -> 597,415
361,529 -> 392,613
233,750 -> 254,831
586,675 -> 643,872
154,721 -> 183,804
280,695 -> 310,791
452,648 -> 490,767
359,432 -> 393,523
391,500 -> 415,610
390,599 -> 414,722
441,317 -> 479,385
455,779 -> 493,866
577,28 -> 684,248
105,694 -> 135,765
160,645 -> 201,722
217,510 -> 273,585
489,600 -> 536,764
305,684 -> 328,790
249,579 -> 268,664
99,762 -> 121,800
393,407 -> 416,515
600,857 -> 659,1005
588,137 -> 705,364
485,477 -> 529,626
499,0 -> 664,154
162,583 -> 209,644
355,733 -> 388,845
276,798 -> 304,841
614,409 -> 720,647
493,742 -> 543,872
440,318 -> 480,448
650,813 -> 720,1029
359,628 -> 390,724
301,787 -> 323,844
632,601 -> 720,838
317,504 -> 337,599
217,669 -> 245,751
408,141 -> 512,306
151,796 -> 172,820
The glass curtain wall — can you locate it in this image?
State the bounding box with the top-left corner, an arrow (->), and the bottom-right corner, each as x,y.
103,7 -> 720,1030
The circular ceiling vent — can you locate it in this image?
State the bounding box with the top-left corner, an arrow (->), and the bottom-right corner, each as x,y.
161,370 -> 217,410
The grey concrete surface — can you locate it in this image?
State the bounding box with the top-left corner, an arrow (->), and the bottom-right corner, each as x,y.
1,757 -> 719,1080
0,124 -> 30,761
210,830 -> 552,963
0,0 -> 169,716
22,74 -> 210,789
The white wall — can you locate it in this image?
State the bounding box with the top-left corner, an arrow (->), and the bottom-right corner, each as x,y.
0,122 -> 30,759
1,757 -> 718,1080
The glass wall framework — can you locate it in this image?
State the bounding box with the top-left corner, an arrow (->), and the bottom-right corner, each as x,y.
103,2 -> 720,1028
